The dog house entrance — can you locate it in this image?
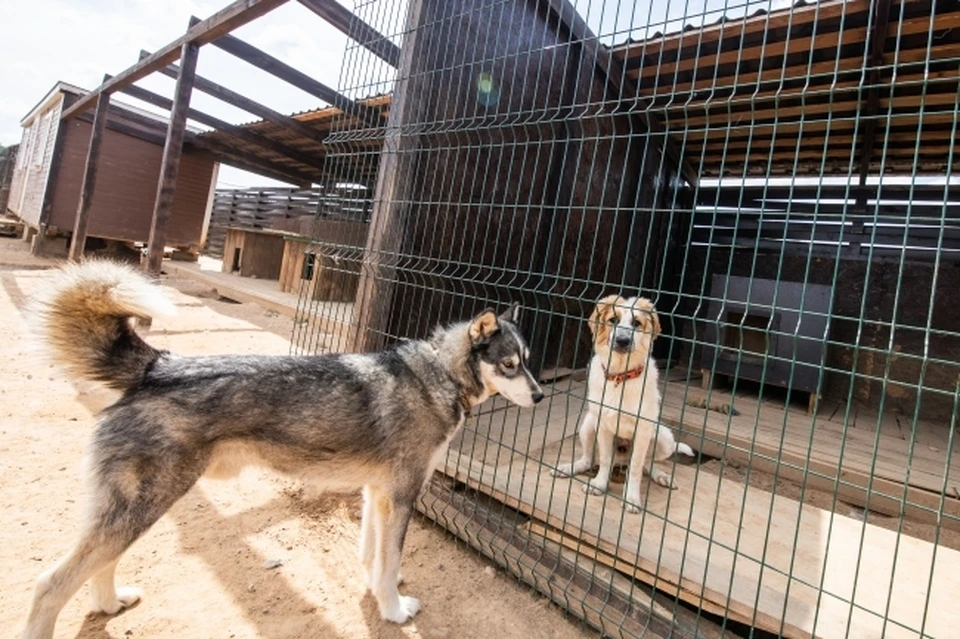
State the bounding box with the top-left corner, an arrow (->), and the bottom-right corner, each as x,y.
701,275 -> 831,413
722,310 -> 773,366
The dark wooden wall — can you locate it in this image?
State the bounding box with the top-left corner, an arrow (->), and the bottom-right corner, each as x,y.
48,118 -> 216,249
378,0 -> 680,374
686,250 -> 960,422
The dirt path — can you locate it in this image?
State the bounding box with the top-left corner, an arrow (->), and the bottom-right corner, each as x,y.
0,238 -> 590,639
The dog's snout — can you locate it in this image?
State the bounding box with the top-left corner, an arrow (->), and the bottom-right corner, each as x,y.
532,390 -> 545,404
614,334 -> 632,348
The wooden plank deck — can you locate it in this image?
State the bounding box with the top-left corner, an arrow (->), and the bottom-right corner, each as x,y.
655,373 -> 960,527
442,373 -> 960,639
443,454 -> 960,639
458,370 -> 960,528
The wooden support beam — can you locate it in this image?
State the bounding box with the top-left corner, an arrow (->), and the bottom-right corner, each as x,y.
856,0 -> 895,197
207,28 -> 383,127
349,0 -> 427,353
296,0 -> 400,67
78,111 -> 169,147
148,51 -> 328,145
61,0 -> 289,121
193,135 -> 319,186
540,0 -> 699,187
145,39 -> 200,275
117,82 -> 325,169
68,79 -> 111,262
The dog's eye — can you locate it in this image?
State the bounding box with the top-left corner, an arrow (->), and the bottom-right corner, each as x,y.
502,360 -> 516,370
608,315 -> 619,324
632,318 -> 642,328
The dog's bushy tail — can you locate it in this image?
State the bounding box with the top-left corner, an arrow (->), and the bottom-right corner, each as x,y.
31,260 -> 175,391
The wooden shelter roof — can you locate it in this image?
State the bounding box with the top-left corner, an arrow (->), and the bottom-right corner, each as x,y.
195,94 -> 391,186
211,0 -> 959,185
610,0 -> 960,178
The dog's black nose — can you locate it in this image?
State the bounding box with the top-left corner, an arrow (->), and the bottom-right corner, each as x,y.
532,391 -> 544,404
614,335 -> 632,348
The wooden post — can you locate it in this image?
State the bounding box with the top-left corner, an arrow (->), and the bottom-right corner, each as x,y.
144,38 -> 199,275
348,0 -> 427,353
68,76 -> 111,262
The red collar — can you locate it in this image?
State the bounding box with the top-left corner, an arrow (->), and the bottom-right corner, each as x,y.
601,363 -> 645,387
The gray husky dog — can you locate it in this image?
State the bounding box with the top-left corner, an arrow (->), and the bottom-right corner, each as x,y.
22,260 -> 543,639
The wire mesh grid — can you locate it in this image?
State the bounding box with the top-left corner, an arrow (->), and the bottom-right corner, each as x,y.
287,0 -> 960,637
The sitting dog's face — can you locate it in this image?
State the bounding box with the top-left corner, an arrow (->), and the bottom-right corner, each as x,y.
470,304 -> 544,408
589,295 -> 661,360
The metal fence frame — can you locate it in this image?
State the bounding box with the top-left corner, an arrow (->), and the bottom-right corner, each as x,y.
290,1 -> 960,637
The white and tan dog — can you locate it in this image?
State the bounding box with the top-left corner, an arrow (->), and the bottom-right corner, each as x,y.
552,295 -> 693,512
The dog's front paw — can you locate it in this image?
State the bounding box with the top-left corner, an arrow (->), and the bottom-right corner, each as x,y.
624,489 -> 645,513
92,586 -> 142,615
584,480 -> 607,496
381,595 -> 421,624
650,468 -> 678,490
551,466 -> 571,478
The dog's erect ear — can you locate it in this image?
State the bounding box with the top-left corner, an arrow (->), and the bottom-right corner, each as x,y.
637,297 -> 661,340
589,294 -> 622,348
469,308 -> 500,343
499,302 -> 520,324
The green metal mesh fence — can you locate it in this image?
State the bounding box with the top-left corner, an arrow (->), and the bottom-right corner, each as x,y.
291,0 -> 960,637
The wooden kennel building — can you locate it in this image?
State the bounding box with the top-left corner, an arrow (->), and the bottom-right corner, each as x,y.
7,82 -> 218,254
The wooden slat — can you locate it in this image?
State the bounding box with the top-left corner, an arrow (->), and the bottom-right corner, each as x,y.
416,481 -> 721,639
673,91 -> 960,129
152,54 -> 328,145
656,384 -> 960,529
35,93 -> 76,255
116,83 -> 325,171
614,0 -> 862,64
447,455 -> 960,639
208,30 -> 383,127
61,0 -> 289,120
195,140 -> 315,185
624,7 -> 949,85
296,0 -> 400,67
145,39 -> 200,275
68,85 -> 110,262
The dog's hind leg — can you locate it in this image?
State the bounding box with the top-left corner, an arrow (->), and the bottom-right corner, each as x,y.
23,539 -> 112,639
89,559 -> 142,615
22,528 -> 139,639
22,451 -> 205,639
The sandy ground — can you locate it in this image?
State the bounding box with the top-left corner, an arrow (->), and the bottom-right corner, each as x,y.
0,237 -> 591,639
